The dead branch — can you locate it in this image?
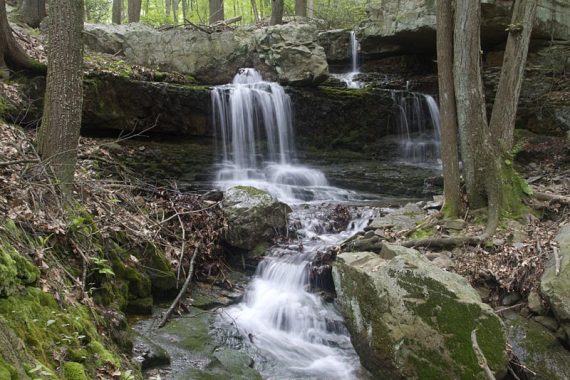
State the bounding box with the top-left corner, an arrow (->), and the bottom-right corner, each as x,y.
471,329 -> 496,380
0,159 -> 39,167
533,190 -> 570,204
402,236 -> 483,249
553,246 -> 560,276
158,244 -> 200,328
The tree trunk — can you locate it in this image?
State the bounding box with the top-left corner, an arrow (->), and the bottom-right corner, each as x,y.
453,0 -> 489,209
270,0 -> 282,25
181,0 -> 188,23
165,0 -> 171,18
209,0 -> 223,24
172,0 -> 179,22
307,0 -> 313,17
20,0 -> 45,27
436,0 -> 461,217
112,0 -> 122,24
489,0 -> 537,150
37,0 -> 84,194
295,0 -> 305,16
0,0 -> 44,75
250,0 -> 258,22
128,0 -> 141,22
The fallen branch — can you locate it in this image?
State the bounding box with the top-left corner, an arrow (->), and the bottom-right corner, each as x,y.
533,190 -> 570,204
553,246 -> 560,276
0,159 -> 39,167
158,244 -> 200,328
471,329 -> 496,380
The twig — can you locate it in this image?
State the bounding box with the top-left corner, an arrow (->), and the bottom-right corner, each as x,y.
494,303 -> 525,313
553,246 -> 560,276
0,159 -> 39,167
471,329 -> 496,380
158,245 -> 200,328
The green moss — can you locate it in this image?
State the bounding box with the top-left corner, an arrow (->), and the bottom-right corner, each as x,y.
0,238 -> 39,297
88,341 -> 120,367
319,86 -> 372,98
233,186 -> 267,197
0,357 -> 17,380
63,362 -> 88,380
410,227 -> 436,240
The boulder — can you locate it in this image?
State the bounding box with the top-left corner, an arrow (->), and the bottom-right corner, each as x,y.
540,224 -> 570,345
222,186 -> 291,252
357,0 -> 570,57
84,22 -> 329,86
317,29 -> 351,62
332,244 -> 508,379
505,312 -> 570,380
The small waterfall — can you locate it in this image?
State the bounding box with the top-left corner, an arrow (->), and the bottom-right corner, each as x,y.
221,206 -> 376,379
392,91 -> 442,163
333,31 -> 364,89
212,68 -> 352,202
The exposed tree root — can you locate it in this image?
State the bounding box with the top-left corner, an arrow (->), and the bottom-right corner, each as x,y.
533,190 -> 570,205
471,329 -> 496,380
402,236 -> 484,249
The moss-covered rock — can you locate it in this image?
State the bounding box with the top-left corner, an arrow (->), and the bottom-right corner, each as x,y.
0,240 -> 39,297
222,186 -> 291,252
63,362 -> 88,380
505,312 -> 570,379
540,225 -> 570,345
332,245 -> 508,379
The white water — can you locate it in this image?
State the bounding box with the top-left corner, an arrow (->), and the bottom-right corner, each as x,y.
392,91 -> 442,163
212,68 -> 355,203
333,31 -> 364,89
221,205 -> 376,379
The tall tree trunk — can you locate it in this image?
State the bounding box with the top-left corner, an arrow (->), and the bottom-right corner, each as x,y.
181,0 -> 188,23
270,0 -> 282,25
209,0 -> 223,24
172,0 -> 179,22
307,0 -> 313,17
436,0 -> 461,217
37,0 -> 84,194
165,0 -> 171,18
19,0 -> 46,28
0,0 -> 44,76
112,0 -> 122,24
250,0 -> 258,21
489,0 -> 537,150
453,0 -> 488,209
295,0 -> 306,17
128,0 -> 142,22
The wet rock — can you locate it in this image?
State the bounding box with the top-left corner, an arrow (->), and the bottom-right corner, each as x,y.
132,331 -> 171,370
505,312 -> 570,380
533,316 -> 559,333
366,203 -> 424,231
540,225 -> 570,345
527,289 -> 545,315
222,186 -> 291,252
502,292 -> 522,307
332,245 -> 508,379
317,29 -> 351,62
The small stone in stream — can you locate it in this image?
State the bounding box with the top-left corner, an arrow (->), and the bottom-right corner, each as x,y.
502,292 -> 522,307
534,316 -> 559,332
527,289 -> 545,315
443,219 -> 465,231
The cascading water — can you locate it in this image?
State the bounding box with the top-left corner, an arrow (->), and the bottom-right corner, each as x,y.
212,69 -> 374,379
392,91 -> 442,163
333,31 -> 364,89
212,68 -> 353,202
220,206 -> 375,379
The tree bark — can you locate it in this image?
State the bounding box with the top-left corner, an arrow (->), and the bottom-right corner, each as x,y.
0,0 -> 44,75
453,0 -> 489,209
209,0 -> 223,24
128,0 -> 142,22
436,0 -> 461,217
112,0 -> 122,24
37,0 -> 84,194
489,0 -> 537,150
270,0 -> 282,25
250,0 -> 259,22
172,0 -> 179,22
295,0 -> 306,17
19,0 -> 46,28
165,0 -> 171,18
307,0 -> 313,17
181,0 -> 188,23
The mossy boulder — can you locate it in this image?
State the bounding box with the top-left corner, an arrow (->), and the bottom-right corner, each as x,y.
0,242 -> 39,297
332,244 -> 508,379
540,225 -> 570,344
505,312 -> 570,379
222,186 -> 291,252
63,362 -> 88,380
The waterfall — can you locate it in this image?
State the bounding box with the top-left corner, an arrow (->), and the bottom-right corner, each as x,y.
212,68 -> 352,202
333,31 -> 364,89
392,91 -> 442,163
220,206 -> 376,379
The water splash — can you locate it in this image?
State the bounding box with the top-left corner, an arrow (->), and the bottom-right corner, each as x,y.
392,91 -> 442,163
212,68 -> 354,202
